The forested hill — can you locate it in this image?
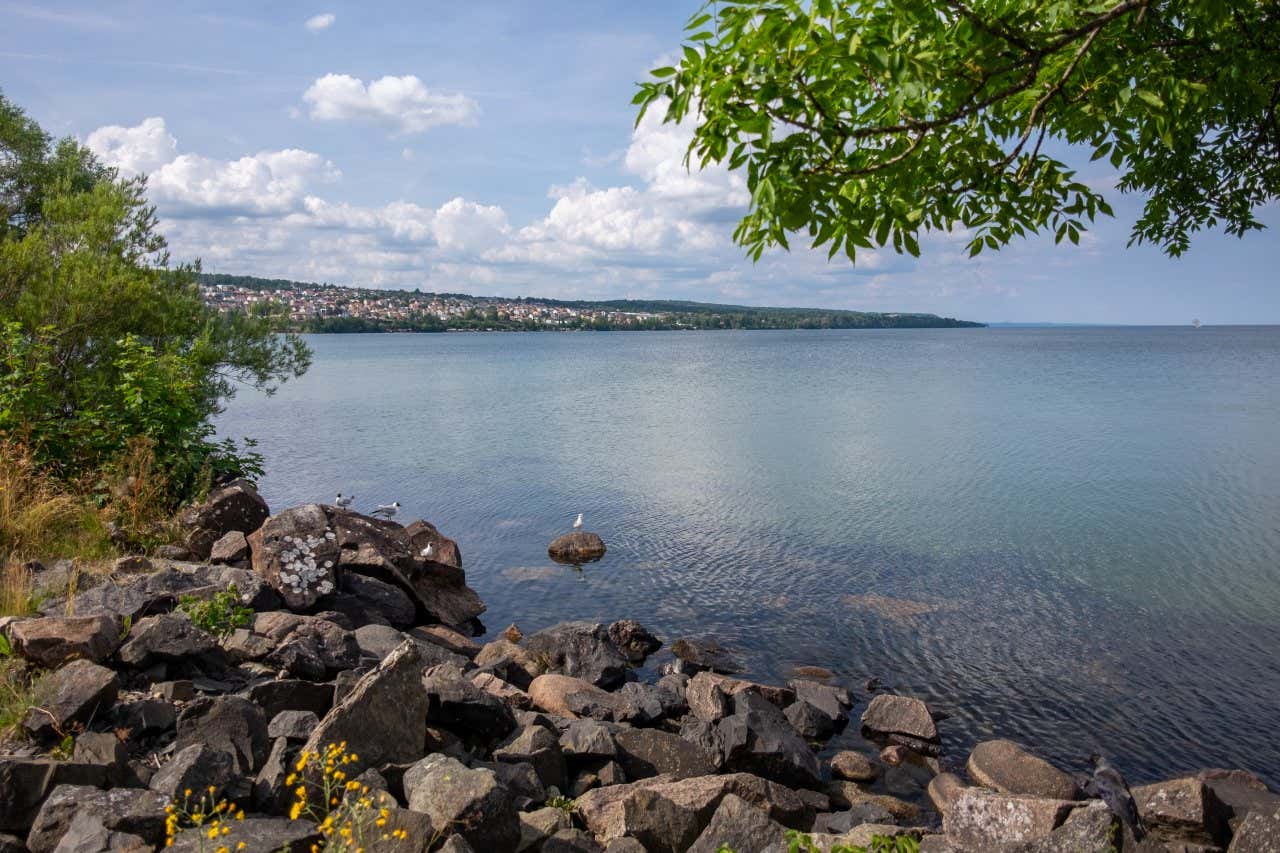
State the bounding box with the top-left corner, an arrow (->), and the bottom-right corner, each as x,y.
197,273 -> 985,331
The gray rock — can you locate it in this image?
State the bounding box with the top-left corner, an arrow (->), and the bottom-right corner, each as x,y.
26,786 -> 169,853
301,639 -> 430,776
559,719 -> 618,760
670,637 -> 742,675
71,732 -> 130,786
686,672 -> 733,723
830,750 -> 880,782
687,793 -> 788,853
403,754 -> 520,851
49,812 -> 148,853
606,620 -> 661,665
247,504 -> 340,610
784,679 -> 850,740
111,696 -> 176,738
175,695 -> 269,776
523,621 -> 633,689
543,828 -> 605,853
181,479 -> 270,560
611,682 -> 668,725
424,663 -> 517,742
615,788 -> 701,853
252,736 -> 293,814
149,742 -> 243,800
267,709 -> 319,741
716,691 -> 821,790
248,611 -> 360,680
1199,768 -> 1280,830
38,569 -> 200,621
0,759 -> 108,833
943,788 -> 1074,850
168,817 -> 321,853
928,772 -> 969,817
547,531 -> 606,563
824,781 -> 919,822
477,758 -> 546,811
860,693 -> 941,754
23,659 -> 119,741
1229,807 -> 1280,852
613,725 -> 719,781
243,678 -> 333,719
518,806 -> 573,852
812,804 -> 896,833
966,739 -> 1080,801
209,530 -> 250,565
494,725 -> 567,791
436,836 -> 476,853
470,671 -> 533,710
9,616 -> 122,668
117,614 -> 225,671
1133,776 -> 1232,848
1010,800 -> 1120,853
334,572 -> 416,628
411,624 -> 481,658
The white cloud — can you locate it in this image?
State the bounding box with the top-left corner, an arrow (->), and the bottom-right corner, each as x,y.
85,117 -> 177,177
304,13 -> 335,32
302,74 -> 480,134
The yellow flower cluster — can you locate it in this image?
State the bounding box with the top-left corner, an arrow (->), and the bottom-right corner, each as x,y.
164,787 -> 245,852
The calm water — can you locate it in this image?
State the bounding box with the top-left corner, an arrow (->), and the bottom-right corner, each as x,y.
218,328 -> 1280,787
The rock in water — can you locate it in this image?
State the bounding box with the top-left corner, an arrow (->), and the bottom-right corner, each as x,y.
547,532 -> 606,564
966,739 -> 1080,800
860,693 -> 942,755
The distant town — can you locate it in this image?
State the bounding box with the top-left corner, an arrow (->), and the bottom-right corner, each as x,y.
197,273 -> 984,332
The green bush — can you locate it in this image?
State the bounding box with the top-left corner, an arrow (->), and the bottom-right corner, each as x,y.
178,585 -> 254,637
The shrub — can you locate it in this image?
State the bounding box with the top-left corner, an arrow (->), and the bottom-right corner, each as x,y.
178,586 -> 253,637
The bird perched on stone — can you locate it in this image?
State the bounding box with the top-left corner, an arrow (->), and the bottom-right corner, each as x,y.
334,493 -> 354,508
420,542 -> 435,559
1083,753 -> 1146,841
573,512 -> 584,530
372,501 -> 400,519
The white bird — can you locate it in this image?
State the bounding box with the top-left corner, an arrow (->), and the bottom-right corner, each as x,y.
371,501 -> 400,519
573,513 -> 584,530
421,542 -> 436,559
334,493 -> 354,508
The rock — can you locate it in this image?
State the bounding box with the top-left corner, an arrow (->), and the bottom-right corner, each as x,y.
475,639 -> 542,689
9,616 -> 122,668
111,696 -> 176,738
813,805 -> 897,834
436,836 -> 476,853
267,709 -> 319,741
181,479 -> 270,560
717,691 -> 821,789
117,614 -> 225,671
23,659 -> 119,741
26,786 -> 169,853
1133,776 -> 1232,848
824,781 -> 919,821
1013,800 -> 1121,853
245,611 -> 360,680
688,793 -> 790,853
559,719 -> 618,761
784,698 -> 839,741
494,725 -> 567,791
966,739 -> 1080,801
424,663 -> 517,743
529,674 -> 614,719
148,742 -> 243,800
333,572 -> 416,629
523,621 -> 633,689
470,671 -> 532,710
301,639 -> 430,775
543,828 -> 605,853
1197,768 -> 1280,830
477,758 -> 546,811
252,736 -> 293,814
831,825 -> 923,850
168,817 -> 321,853
1229,808 -> 1280,852
784,680 -> 851,740
0,759 -> 109,833
603,841 -> 645,853
50,811 -> 148,853
944,788 -> 1074,850
670,637 -> 742,675
411,624 -> 481,658
71,732 -> 129,785
606,620 -> 661,664
209,531 -> 250,565
611,682 -> 670,725
153,680 -> 195,702
880,745 -> 909,765
243,679 -> 333,719
791,665 -> 835,681
518,806 -> 573,851
247,504 -> 340,610
403,754 -> 520,851
928,772 -> 969,817
404,519 -> 463,569
830,751 -> 880,783
613,725 -> 719,781
860,693 -> 941,754
175,695 -> 269,776
687,672 -> 734,723
547,531 -> 606,563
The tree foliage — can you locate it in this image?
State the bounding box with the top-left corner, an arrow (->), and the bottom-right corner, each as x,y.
636,1 -> 1280,262
0,91 -> 310,503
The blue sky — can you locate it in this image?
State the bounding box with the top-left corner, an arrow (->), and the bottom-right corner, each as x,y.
2,1 -> 1276,324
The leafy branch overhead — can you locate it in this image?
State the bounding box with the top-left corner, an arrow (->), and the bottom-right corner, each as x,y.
635,1 -> 1280,263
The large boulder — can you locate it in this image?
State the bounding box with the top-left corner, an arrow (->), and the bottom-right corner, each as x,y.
547,531 -> 606,563
247,504 -> 340,610
1229,808 -> 1280,852
405,519 -> 463,569
423,663 -> 517,743
168,817 -> 321,853
175,695 -> 269,776
23,659 -> 119,741
148,742 -> 244,801
523,621 -> 634,689
26,786 -> 169,853
529,674 -> 613,718
830,750 -> 880,783
687,794 -> 789,853
117,613 -> 225,672
209,530 -> 251,565
9,616 -> 122,668
716,691 -> 821,789
403,754 -> 520,851
1133,776 -> 1232,848
332,572 -> 416,629
494,725 -> 567,791
606,620 -> 662,664
612,726 -> 719,781
301,640 -> 430,776
181,479 -> 270,560
784,680 -> 851,741
0,759 -> 109,833
860,693 -> 942,755
39,568 -> 207,621
966,739 -> 1080,801
943,788 -> 1074,850
48,811 -> 149,853
243,611 -> 361,680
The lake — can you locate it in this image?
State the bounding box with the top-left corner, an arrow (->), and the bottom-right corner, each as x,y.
217,327 -> 1280,787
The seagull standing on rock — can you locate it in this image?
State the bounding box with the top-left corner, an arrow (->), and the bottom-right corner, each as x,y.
371,501 -> 400,519
573,513 -> 584,530
334,493 -> 354,508
421,542 -> 435,559
1083,753 -> 1146,841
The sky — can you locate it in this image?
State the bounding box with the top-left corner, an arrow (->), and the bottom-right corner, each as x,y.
2,1 -> 1276,324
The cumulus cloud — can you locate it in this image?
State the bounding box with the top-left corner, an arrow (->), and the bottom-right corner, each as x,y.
304,13 -> 335,32
302,74 -> 480,134
85,117 -> 177,177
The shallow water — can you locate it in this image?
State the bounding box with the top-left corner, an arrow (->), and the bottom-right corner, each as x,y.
218,327 -> 1280,786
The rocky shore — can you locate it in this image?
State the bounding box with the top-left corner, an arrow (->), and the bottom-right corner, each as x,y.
1,481 -> 1276,852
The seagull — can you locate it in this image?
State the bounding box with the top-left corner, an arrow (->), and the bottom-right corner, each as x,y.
573,513 -> 584,530
371,501 -> 400,519
334,493 -> 354,508
1083,754 -> 1146,841
421,542 -> 436,559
